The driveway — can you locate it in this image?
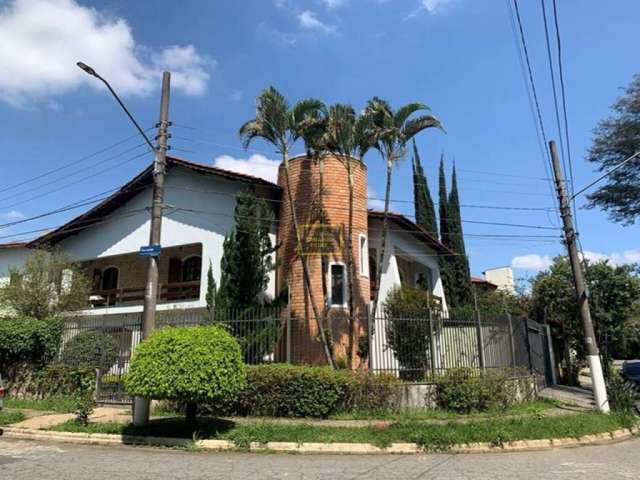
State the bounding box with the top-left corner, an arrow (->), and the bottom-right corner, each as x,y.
1,437 -> 639,479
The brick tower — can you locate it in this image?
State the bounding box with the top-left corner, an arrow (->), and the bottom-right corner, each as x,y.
277,153 -> 370,365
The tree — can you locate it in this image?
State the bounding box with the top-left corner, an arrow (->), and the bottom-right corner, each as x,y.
446,165 -> 473,307
365,97 -> 444,322
412,140 -> 438,238
216,191 -> 275,311
529,256 -> 640,383
205,261 -> 216,323
586,74 -> 640,225
437,156 -> 455,306
124,326 -> 246,424
0,249 -> 90,319
239,87 -> 334,367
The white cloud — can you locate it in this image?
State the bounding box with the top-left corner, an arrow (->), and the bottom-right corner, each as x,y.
1,210 -> 25,221
320,0 -> 347,8
213,154 -> 280,184
421,0 -> 458,14
367,187 -> 385,210
0,0 -> 212,107
297,10 -> 336,33
582,250 -> 640,266
511,254 -> 553,271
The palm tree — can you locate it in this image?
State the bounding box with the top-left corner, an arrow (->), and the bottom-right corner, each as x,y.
239,87 -> 334,367
365,98 -> 444,323
322,104 -> 374,366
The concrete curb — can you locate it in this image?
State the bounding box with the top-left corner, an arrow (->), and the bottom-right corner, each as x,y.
1,425 -> 637,455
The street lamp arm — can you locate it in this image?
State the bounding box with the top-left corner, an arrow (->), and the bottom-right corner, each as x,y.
76,62 -> 156,153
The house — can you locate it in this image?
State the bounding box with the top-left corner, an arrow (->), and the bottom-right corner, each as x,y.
1,153 -> 449,365
483,266 -> 516,293
471,276 -> 498,293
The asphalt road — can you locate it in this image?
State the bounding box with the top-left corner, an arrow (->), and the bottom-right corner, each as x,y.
1,437 -> 640,479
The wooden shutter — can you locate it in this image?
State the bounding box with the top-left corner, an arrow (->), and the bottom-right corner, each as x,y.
168,257 -> 182,284
92,268 -> 102,292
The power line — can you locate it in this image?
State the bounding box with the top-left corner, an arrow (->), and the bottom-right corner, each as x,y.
0,129 -> 153,196
571,150 -> 640,200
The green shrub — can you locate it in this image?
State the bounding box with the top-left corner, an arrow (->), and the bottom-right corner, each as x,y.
433,368 -> 517,413
5,364 -> 96,401
0,317 -> 62,376
68,368 -> 97,425
59,330 -> 119,372
383,287 -> 440,381
124,326 -> 246,422
200,364 -> 401,418
607,373 -> 639,415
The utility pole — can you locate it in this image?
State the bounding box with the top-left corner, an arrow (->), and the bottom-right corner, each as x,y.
133,72 -> 171,426
549,140 -> 609,413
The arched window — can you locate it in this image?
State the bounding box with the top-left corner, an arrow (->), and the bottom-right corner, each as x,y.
101,267 -> 119,291
182,256 -> 202,282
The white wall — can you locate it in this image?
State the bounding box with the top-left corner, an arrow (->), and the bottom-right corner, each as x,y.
59,166 -> 277,314
0,246 -> 30,285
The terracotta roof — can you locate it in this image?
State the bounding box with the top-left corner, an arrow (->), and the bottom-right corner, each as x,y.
30,156 -> 282,247
367,210 -> 451,255
471,276 -> 498,287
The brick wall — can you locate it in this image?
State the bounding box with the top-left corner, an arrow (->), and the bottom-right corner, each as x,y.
277,154 -> 370,365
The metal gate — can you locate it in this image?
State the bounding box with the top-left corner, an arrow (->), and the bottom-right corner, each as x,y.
526,319 -> 556,386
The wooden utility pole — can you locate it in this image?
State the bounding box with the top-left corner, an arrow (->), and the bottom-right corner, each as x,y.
549,140 -> 609,413
133,72 -> 171,427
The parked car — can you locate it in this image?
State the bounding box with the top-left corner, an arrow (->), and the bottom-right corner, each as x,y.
621,360 -> 640,387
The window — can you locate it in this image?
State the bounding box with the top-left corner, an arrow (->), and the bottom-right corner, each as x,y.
359,234 -> 369,277
329,263 -> 347,307
101,267 -> 119,291
181,256 -> 202,282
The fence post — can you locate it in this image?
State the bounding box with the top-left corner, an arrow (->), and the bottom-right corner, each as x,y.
286,307 -> 292,364
367,305 -> 375,372
507,313 -> 516,371
475,309 -> 486,370
545,324 -> 557,385
428,308 -> 437,378
524,317 -> 534,372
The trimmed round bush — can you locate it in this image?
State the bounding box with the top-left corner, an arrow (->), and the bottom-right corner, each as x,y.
60,331 -> 118,372
0,317 -> 62,375
124,326 -> 246,406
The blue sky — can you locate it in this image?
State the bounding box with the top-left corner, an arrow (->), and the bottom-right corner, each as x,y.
1,0 -> 639,281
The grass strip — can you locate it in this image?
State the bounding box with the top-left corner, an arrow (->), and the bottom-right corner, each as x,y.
49,412 -> 635,451
4,397 -> 76,413
0,410 -> 25,426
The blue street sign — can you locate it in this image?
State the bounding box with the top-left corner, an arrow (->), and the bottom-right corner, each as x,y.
139,245 -> 162,257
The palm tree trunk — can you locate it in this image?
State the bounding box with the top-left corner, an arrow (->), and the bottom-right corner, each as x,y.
370,159 -> 393,325
282,151 -> 335,368
346,165 -> 356,368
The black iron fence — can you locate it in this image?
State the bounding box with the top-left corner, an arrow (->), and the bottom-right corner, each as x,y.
59,309 -> 555,403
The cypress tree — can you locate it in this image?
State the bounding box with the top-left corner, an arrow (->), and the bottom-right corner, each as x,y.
412,140 -> 438,238
447,164 -> 473,307
437,155 -> 455,307
216,190 -> 275,312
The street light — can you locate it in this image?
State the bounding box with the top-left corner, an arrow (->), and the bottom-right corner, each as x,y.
77,61 -> 172,426
76,62 -> 155,152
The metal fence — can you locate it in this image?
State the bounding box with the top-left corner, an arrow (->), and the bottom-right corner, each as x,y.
369,313 -> 554,382
59,309 -> 555,403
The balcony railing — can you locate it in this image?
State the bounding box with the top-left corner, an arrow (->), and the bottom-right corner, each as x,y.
89,281 -> 200,307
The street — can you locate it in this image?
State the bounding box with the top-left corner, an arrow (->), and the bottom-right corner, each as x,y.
1,437 -> 639,479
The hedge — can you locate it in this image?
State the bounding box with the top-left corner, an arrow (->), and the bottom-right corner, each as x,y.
0,317 -> 62,376
7,364 -> 96,400
198,364 -> 402,418
59,330 -> 119,372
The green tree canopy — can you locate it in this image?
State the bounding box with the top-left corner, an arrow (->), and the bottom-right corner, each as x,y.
0,249 -> 89,319
587,74 -> 640,224
529,256 -> 640,382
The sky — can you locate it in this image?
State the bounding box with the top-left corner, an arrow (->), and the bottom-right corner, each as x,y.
0,0 -> 639,282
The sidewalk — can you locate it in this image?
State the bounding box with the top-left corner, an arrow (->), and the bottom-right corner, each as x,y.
540,385 -> 595,410
9,407 -> 130,430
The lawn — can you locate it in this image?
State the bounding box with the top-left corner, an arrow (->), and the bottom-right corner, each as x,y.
49,411 -> 635,451
0,410 -> 25,426
4,396 -> 76,413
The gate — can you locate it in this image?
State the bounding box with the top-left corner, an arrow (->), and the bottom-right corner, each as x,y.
526,319 -> 556,386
